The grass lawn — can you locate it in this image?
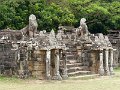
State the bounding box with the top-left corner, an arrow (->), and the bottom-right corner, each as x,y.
0,69 -> 120,90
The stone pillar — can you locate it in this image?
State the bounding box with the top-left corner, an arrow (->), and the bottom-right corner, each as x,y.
17,50 -> 20,61
109,49 -> 114,75
99,50 -> 104,75
46,50 -> 51,80
77,49 -> 82,63
105,49 -> 110,75
62,50 -> 68,79
25,49 -> 29,61
90,51 -> 96,73
20,61 -> 24,71
53,49 -> 62,80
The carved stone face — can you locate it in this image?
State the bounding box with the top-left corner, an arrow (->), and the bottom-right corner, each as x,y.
29,14 -> 38,38
29,14 -> 36,21
29,14 -> 38,28
80,18 -> 86,25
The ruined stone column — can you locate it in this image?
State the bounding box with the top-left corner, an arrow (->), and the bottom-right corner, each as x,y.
46,50 -> 51,79
53,49 -> 62,80
77,48 -> 82,63
62,50 -> 68,79
105,49 -> 110,75
109,49 -> 114,75
90,51 -> 96,73
29,14 -> 38,38
99,50 -> 104,75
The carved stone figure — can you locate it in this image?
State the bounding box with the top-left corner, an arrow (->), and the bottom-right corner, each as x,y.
29,14 -> 38,38
76,18 -> 89,38
80,18 -> 89,36
49,30 -> 57,46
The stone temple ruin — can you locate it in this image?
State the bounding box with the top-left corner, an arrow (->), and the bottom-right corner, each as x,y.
108,30 -> 120,67
0,14 -> 115,80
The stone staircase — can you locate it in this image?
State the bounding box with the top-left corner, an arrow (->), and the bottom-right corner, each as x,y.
60,44 -> 99,79
65,49 -> 92,77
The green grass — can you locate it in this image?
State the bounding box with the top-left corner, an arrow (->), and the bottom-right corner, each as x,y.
114,67 -> 120,72
0,75 -> 24,84
0,70 -> 120,90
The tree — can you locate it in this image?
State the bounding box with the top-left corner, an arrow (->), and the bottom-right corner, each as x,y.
106,1 -> 120,30
39,3 -> 75,31
0,0 -> 119,33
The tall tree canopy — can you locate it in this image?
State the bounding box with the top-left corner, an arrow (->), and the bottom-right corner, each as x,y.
0,0 -> 119,34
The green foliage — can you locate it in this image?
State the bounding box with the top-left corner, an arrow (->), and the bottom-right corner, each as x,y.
0,0 -> 75,31
37,3 -> 75,31
0,0 -> 30,29
106,1 -> 120,30
68,0 -> 120,34
0,0 -> 119,34
84,4 -> 111,34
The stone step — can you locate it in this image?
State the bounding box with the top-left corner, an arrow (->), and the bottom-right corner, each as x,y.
67,60 -> 77,64
66,55 -> 76,58
66,57 -> 76,60
69,74 -> 100,80
65,52 -> 77,55
60,61 -> 82,68
66,63 -> 83,68
66,54 -> 77,56
66,63 -> 75,68
60,59 -> 76,61
67,66 -> 88,73
67,66 -> 89,70
68,71 -> 91,77
74,63 -> 83,67
66,48 -> 77,52
60,60 -> 77,64
66,54 -> 75,57
60,60 -> 63,64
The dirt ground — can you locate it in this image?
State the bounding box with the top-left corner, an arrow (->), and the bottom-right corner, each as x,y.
0,72 -> 120,90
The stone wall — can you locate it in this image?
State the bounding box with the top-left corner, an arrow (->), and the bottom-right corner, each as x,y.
0,43 -> 17,76
28,50 -> 46,79
108,30 -> 120,67
90,50 -> 99,74
0,15 -> 115,80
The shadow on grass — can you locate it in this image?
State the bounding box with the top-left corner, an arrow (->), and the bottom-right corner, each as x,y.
0,75 -> 25,83
0,68 -> 120,84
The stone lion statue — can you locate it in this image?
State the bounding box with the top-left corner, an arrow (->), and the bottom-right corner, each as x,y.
76,18 -> 89,37
29,14 -> 38,38
80,18 -> 89,36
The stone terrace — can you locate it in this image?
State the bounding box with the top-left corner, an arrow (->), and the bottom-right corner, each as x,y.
0,14 -> 115,80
